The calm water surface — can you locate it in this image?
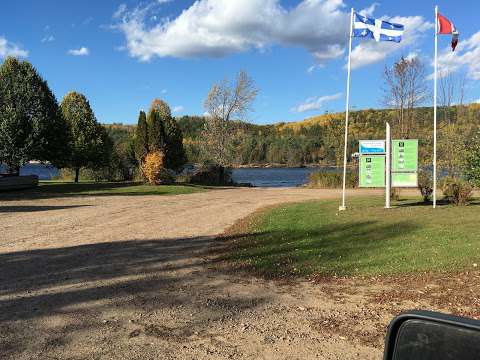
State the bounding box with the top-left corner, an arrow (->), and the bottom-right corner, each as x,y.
1,164 -> 338,187
232,167 -> 337,187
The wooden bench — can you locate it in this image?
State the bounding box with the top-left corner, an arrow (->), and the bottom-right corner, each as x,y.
0,175 -> 39,191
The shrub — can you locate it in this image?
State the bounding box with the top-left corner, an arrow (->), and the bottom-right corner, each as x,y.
418,170 -> 433,203
441,177 -> 473,206
464,130 -> 480,187
190,163 -> 232,186
142,151 -> 174,185
307,171 -> 356,189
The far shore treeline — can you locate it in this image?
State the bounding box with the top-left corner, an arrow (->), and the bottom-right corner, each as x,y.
1,55 -> 480,192
112,103 -> 480,170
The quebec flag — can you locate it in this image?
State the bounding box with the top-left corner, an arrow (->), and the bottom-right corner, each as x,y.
353,13 -> 404,42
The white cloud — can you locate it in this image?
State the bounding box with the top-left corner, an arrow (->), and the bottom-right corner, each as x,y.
359,3 -> 379,17
161,88 -> 167,94
41,35 -> 55,43
291,92 -> 342,113
307,64 -> 322,73
82,17 -> 94,26
350,15 -> 433,69
113,0 -> 432,70
436,31 -> 480,80
113,4 -> 127,19
172,105 -> 184,113
67,47 -> 90,56
114,0 -> 350,63
0,36 -> 28,58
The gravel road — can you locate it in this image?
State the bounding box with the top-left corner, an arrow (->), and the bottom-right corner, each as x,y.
1,187 -> 474,359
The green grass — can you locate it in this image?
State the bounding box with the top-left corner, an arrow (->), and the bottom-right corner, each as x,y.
228,196 -> 480,277
1,181 -> 206,199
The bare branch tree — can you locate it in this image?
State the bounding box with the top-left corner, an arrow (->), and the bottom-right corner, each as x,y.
383,56 -> 428,138
202,71 -> 258,166
439,71 -> 456,124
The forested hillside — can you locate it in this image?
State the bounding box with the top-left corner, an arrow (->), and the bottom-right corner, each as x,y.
105,103 -> 480,171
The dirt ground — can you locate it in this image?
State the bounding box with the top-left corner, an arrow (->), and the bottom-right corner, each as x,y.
1,187 -> 479,360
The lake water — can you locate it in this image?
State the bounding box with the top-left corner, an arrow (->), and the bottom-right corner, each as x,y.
0,163 -> 59,180
231,167 -> 334,187
1,164 -> 336,187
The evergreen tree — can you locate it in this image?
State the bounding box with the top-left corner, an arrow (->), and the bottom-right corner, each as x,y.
0,57 -> 70,174
147,98 -> 187,170
146,108 -> 165,151
163,116 -> 187,170
60,91 -> 111,182
134,110 -> 148,162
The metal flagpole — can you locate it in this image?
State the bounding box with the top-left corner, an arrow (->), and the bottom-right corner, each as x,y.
433,5 -> 438,208
385,122 -> 391,209
340,7 -> 354,211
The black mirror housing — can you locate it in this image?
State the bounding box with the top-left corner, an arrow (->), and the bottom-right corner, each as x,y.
384,310 -> 480,360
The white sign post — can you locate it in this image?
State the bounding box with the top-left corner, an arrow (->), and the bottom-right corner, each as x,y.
385,123 -> 391,209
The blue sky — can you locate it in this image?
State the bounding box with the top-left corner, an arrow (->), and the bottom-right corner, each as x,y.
1,0 -> 479,125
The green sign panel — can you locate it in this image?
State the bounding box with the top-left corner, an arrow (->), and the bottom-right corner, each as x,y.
392,140 -> 418,172
359,155 -> 385,188
392,172 -> 418,187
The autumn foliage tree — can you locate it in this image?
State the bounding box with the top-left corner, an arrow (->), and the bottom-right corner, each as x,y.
142,150 -> 165,185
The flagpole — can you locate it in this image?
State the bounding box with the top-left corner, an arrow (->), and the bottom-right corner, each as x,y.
433,5 -> 438,209
340,7 -> 354,211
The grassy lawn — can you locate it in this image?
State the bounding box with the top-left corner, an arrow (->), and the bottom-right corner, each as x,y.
227,196 -> 480,277
1,181 -> 207,199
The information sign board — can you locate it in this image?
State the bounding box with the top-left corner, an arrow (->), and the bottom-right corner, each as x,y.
359,155 -> 386,188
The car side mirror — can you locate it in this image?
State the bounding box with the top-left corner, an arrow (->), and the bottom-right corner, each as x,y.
384,310 -> 480,360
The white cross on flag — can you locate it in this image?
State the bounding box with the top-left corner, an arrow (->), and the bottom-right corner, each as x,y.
353,13 -> 404,42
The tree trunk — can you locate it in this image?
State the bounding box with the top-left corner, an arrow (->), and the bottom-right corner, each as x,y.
75,167 -> 80,183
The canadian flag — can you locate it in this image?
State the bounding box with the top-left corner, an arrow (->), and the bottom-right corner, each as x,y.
437,13 -> 459,51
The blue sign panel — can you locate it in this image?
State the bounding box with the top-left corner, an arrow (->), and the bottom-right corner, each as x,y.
359,140 -> 386,154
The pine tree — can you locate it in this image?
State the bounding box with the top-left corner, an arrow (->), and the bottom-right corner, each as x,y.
0,57 -> 70,174
134,110 -> 148,162
60,92 -> 111,182
146,108 -> 165,151
163,116 -> 187,170
150,98 -> 186,170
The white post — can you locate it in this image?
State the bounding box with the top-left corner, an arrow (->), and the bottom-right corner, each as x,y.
385,122 -> 391,209
340,8 -> 354,211
433,5 -> 438,209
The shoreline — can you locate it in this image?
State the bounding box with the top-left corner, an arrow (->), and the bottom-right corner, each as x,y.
230,164 -> 354,169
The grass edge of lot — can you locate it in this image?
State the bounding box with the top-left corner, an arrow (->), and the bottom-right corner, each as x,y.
215,196 -> 480,280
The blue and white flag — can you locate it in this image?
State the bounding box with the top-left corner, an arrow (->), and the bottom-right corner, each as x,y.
353,13 -> 404,43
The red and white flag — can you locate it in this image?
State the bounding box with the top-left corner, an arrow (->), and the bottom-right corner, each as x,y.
437,13 -> 459,51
